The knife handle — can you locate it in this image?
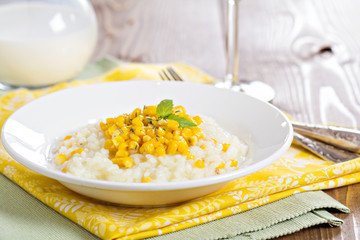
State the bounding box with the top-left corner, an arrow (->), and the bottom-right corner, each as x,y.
291,121 -> 360,153
293,132 -> 359,163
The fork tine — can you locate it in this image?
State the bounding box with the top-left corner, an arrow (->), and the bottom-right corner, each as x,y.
161,69 -> 171,81
167,67 -> 183,81
159,71 -> 165,80
159,69 -> 170,80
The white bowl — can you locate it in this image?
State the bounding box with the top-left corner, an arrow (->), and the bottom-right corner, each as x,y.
1,81 -> 293,206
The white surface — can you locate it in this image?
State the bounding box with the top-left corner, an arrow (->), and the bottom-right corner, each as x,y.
1,81 -> 293,206
0,2 -> 97,87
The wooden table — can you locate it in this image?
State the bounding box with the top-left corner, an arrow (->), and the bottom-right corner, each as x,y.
90,0 -> 360,239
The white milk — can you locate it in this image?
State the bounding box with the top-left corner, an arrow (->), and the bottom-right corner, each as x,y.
0,2 -> 97,87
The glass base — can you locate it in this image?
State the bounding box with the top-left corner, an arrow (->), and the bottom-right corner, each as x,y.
0,81 -> 57,91
215,80 -> 275,102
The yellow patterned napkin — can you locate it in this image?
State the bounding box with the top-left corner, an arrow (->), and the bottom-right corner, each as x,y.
0,60 -> 359,240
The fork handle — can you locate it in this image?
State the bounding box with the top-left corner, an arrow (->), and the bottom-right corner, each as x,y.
293,132 -> 359,163
291,121 -> 360,153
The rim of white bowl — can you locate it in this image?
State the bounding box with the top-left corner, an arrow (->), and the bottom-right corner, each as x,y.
1,81 -> 293,191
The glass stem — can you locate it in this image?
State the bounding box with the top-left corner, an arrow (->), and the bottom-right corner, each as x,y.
224,0 -> 240,86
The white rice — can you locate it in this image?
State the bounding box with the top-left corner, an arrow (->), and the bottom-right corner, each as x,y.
53,116 -> 248,182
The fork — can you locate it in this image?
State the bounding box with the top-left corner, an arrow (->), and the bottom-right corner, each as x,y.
159,67 -> 359,162
159,67 -> 184,81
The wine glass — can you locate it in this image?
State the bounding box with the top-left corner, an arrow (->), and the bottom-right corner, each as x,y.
216,0 -> 275,102
0,0 -> 98,89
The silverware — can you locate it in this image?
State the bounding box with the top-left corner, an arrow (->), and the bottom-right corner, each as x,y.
291,121 -> 360,153
293,132 -> 359,163
159,67 -> 184,81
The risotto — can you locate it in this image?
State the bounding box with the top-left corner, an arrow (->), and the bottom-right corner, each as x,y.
52,100 -> 248,183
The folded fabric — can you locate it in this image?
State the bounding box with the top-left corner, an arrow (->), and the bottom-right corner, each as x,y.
0,172 -> 348,240
148,191 -> 349,240
0,57 -> 358,240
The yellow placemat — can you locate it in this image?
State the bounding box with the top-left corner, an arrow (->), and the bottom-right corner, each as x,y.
0,60 -> 359,240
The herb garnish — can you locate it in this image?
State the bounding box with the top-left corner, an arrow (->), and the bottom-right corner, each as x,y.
156,99 -> 197,128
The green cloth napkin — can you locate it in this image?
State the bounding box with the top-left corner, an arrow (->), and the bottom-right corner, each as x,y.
149,190 -> 349,240
0,57 -> 350,239
0,173 -> 349,240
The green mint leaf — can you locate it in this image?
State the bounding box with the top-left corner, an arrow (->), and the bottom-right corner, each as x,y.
156,99 -> 173,119
167,114 -> 197,128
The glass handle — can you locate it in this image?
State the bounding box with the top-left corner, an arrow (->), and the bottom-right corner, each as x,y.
224,0 -> 240,86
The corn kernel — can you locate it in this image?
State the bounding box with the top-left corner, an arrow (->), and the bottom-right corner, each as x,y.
100,122 -> 108,131
152,120 -> 160,128
63,135 -> 72,140
183,149 -> 191,156
143,106 -> 157,116
167,141 -> 178,154
230,159 -> 238,167
139,145 -> 145,154
131,108 -> 142,119
106,118 -> 115,124
141,177 -> 152,183
118,142 -> 128,150
146,128 -> 156,138
143,142 -> 155,154
189,136 -> 198,146
211,138 -> 217,144
112,135 -> 124,147
173,106 -> 186,116
156,145 -> 166,156
128,141 -> 139,151
149,138 -> 161,147
69,148 -> 84,158
192,127 -> 201,135
165,132 -> 173,140
129,133 -> 141,142
104,139 -> 113,149
132,117 -> 144,127
167,120 -> 179,131
200,145 -> 206,149
216,162 -> 226,170
187,154 -> 195,160
195,159 -> 205,168
122,157 -> 133,168
143,135 -> 152,142
107,125 -> 118,136
173,135 -> 181,141
134,127 -> 145,136
181,128 -> 192,139
163,138 -> 170,145
55,154 -> 68,165
197,133 -> 205,140
193,116 -> 203,125
192,128 -> 204,140
173,130 -> 181,138
104,130 -> 112,139
114,116 -> 125,128
222,143 -> 231,152
111,157 -> 121,165
158,119 -> 167,126
184,115 -> 194,123
178,141 -> 189,154
115,149 -> 129,158
158,136 -> 166,143
144,116 -> 155,125
157,127 -> 166,136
